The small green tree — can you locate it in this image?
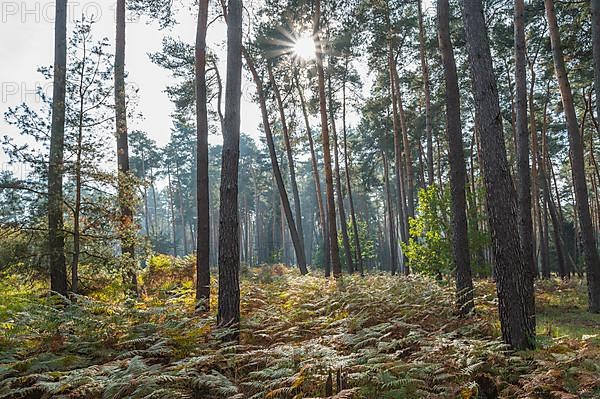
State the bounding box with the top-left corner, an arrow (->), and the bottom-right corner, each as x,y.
402,185 -> 452,278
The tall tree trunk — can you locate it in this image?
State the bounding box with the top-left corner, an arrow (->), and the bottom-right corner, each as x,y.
296,74 -> 330,274
592,0 -> 600,123
418,0 -> 434,186
195,0 -> 210,311
386,35 -> 409,273
314,0 -> 341,277
341,60 -> 364,275
462,0 -> 535,349
540,98 -> 568,277
529,62 -> 544,279
515,0 -> 536,278
267,64 -> 305,259
167,163 -> 178,258
244,52 -> 308,274
217,0 -> 243,332
329,78 -> 354,274
71,61 -> 87,294
175,164 -> 188,254
545,0 -> 600,312
437,0 -> 474,315
140,150 -> 151,237
383,152 -> 399,275
393,61 -> 416,224
115,0 -> 137,295
48,0 -> 68,296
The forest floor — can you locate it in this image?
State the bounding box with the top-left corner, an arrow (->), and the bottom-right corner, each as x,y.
0,263 -> 599,399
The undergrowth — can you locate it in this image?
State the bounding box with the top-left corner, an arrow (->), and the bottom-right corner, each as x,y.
0,267 -> 599,398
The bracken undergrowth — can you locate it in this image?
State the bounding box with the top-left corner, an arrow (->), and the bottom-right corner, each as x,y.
0,267 -> 599,399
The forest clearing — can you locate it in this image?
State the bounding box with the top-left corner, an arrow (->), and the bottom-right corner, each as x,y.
0,263 -> 599,398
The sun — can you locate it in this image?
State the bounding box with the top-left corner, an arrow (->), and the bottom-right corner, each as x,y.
292,32 -> 316,61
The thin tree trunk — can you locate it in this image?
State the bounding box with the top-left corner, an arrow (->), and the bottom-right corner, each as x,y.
386,35 -> 409,273
244,51 -> 308,274
341,59 -> 363,275
529,61 -> 543,279
515,0 -> 536,278
267,65 -> 305,259
48,0 -> 68,296
167,163 -> 178,258
329,77 -> 354,274
314,0 -> 341,278
545,0 -> 600,312
592,0 -> 600,123
418,0 -> 434,186
296,73 -> 330,274
217,0 -> 243,333
437,0 -> 474,314
115,0 -> 137,295
382,152 -> 399,275
195,0 -> 210,311
462,0 -> 535,349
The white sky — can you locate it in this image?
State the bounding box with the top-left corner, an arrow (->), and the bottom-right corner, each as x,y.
0,0 -> 263,171
0,0 -> 425,178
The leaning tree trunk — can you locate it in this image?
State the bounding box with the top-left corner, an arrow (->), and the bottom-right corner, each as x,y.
217,0 -> 243,333
296,74 -> 330,274
462,0 -> 535,349
115,0 -> 137,295
545,0 -> 600,312
437,0 -> 474,315
329,78 -> 355,274
244,52 -> 308,274
195,0 -> 210,311
268,65 -> 305,260
314,0 -> 342,278
515,0 -> 536,278
418,0 -> 434,186
48,0 -> 68,296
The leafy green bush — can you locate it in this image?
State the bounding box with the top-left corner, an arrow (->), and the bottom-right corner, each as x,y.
403,185 -> 492,278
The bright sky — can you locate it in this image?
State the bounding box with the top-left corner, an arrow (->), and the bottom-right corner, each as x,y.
0,0 -> 262,172
0,0 -> 430,176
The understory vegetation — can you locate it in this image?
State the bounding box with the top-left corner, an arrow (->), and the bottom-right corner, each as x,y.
1,263 -> 598,399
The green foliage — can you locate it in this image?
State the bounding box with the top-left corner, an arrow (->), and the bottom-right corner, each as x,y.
402,185 -> 452,277
1,270 -> 599,398
402,185 -> 492,278
339,219 -> 376,270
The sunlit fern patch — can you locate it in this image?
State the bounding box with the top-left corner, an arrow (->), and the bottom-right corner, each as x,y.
0,268 -> 598,398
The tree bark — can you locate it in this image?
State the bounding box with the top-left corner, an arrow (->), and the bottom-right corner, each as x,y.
267,65 -> 305,260
329,78 -> 354,274
592,0 -> 600,123
386,35 -> 409,273
217,0 -> 243,333
437,0 -> 474,315
341,59 -> 364,275
545,0 -> 600,312
115,0 -> 137,295
462,0 -> 536,349
195,0 -> 210,311
244,51 -> 308,274
48,0 -> 68,296
383,152 -> 399,275
515,0 -> 536,278
418,0 -> 434,186
296,74 -> 330,274
314,0 -> 342,278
